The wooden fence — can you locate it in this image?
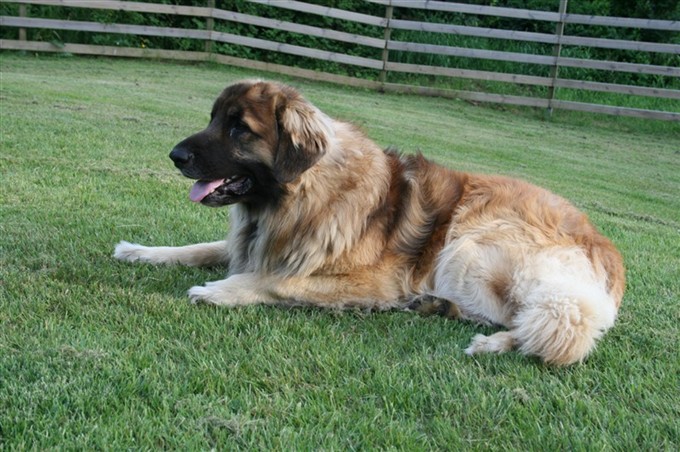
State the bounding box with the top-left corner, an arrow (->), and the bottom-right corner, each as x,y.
1,0 -> 679,120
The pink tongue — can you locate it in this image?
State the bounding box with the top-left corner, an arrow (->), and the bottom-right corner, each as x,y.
189,179 -> 225,202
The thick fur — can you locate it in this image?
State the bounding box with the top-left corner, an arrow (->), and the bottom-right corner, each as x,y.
115,80 -> 625,365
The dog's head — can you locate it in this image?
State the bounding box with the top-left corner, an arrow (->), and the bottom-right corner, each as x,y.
169,81 -> 334,207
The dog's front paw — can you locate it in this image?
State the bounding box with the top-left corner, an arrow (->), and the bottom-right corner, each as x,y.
188,284 -> 220,305
188,276 -> 260,307
114,241 -> 149,262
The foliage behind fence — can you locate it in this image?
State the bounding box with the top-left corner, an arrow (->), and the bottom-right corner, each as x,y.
1,0 -> 678,120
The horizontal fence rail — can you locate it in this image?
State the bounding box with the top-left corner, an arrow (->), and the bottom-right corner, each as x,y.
369,0 -> 680,31
1,0 -> 678,120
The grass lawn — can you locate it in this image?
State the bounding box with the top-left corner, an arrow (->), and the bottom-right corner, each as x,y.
1,53 -> 679,449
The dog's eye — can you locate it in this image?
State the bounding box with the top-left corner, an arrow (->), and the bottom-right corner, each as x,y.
229,121 -> 250,138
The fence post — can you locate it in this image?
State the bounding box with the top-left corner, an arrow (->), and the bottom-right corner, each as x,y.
205,0 -> 215,55
379,0 -> 393,88
546,0 -> 568,117
19,4 -> 27,41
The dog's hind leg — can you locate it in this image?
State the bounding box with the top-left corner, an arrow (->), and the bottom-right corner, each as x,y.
114,240 -> 229,267
406,295 -> 462,319
465,332 -> 515,355
459,247 -> 619,365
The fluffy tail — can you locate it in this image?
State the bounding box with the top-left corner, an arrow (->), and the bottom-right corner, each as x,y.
511,293 -> 617,365
465,294 -> 617,365
465,247 -> 620,365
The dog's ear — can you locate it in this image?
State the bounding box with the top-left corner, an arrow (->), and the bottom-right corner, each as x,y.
273,85 -> 333,183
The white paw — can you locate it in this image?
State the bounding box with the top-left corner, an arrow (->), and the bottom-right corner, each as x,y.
464,334 -> 489,355
188,284 -> 218,305
465,332 -> 515,355
188,277 -> 259,306
114,241 -> 148,262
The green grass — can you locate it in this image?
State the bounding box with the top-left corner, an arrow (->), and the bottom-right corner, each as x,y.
1,53 -> 679,449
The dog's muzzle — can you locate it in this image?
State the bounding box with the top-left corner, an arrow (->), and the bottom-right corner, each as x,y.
169,146 -> 193,168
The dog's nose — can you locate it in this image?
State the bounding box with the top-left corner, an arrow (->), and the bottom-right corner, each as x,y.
169,147 -> 193,166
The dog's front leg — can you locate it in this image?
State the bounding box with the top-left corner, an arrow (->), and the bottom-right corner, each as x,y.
114,240 -> 229,267
188,272 -> 404,310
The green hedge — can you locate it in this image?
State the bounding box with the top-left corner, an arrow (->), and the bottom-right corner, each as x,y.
1,0 -> 678,88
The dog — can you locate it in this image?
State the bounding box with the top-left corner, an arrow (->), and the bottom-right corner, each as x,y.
114,80 -> 625,365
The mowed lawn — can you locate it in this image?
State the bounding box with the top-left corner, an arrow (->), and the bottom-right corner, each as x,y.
1,53 -> 678,449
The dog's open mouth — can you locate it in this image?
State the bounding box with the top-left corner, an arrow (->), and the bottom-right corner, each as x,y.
189,176 -> 253,204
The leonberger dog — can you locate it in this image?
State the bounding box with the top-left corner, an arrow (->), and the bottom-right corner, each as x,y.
115,80 -> 625,365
